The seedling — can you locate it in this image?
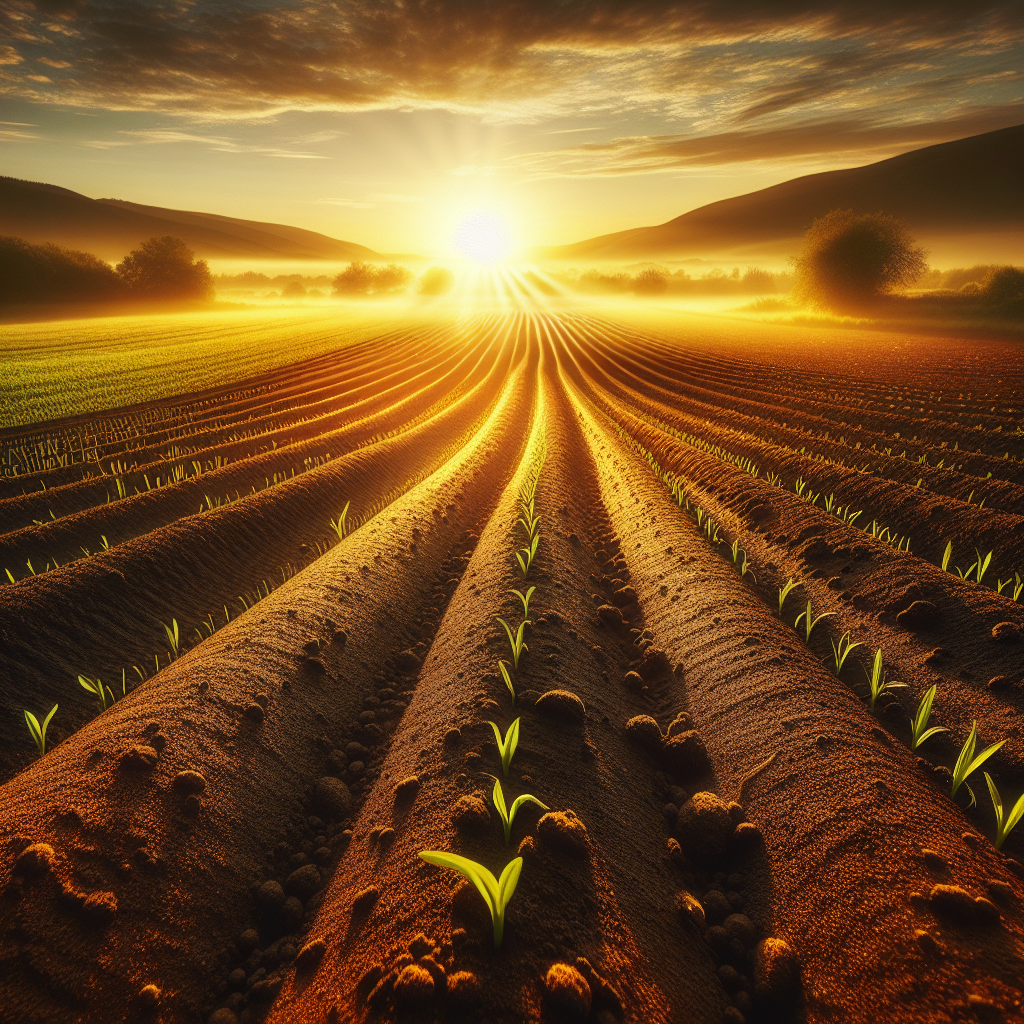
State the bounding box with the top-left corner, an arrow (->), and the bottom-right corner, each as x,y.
510,586 -> 535,619
829,631 -> 864,674
78,674 -> 114,711
739,551 -> 755,581
974,549 -> 993,584
983,773 -> 1024,849
488,775 -> 549,846
909,685 -> 947,750
162,619 -> 180,660
518,507 -> 540,540
865,649 -> 906,710
515,535 -> 539,577
778,578 -> 801,616
488,718 -> 520,776
794,600 -> 835,643
498,660 -> 516,703
419,851 -> 522,948
330,501 -> 350,540
951,722 -> 1005,808
24,704 -> 57,756
497,617 -> 529,669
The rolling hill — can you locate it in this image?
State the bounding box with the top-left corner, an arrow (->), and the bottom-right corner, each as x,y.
0,178 -> 383,262
529,125 -> 1024,263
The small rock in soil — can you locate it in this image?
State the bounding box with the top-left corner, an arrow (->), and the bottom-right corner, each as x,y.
281,897 -> 304,930
596,604 -> 626,628
896,601 -> 939,630
992,622 -> 1021,642
727,802 -> 746,826
987,675 -> 1018,691
256,880 -> 286,911
353,887 -> 379,912
625,715 -> 662,749
443,727 -> 462,747
172,770 -> 206,794
396,649 -> 422,672
394,776 -> 421,802
701,889 -> 731,925
929,884 -> 979,923
544,963 -> 592,1020
724,913 -> 757,947
535,689 -> 586,721
675,892 -> 706,931
121,745 -> 159,769
538,810 -> 589,855
243,703 -> 265,723
974,897 -> 1001,925
81,891 -> 117,925
138,984 -> 160,1009
447,970 -> 482,1007
753,937 -> 800,1010
662,730 -> 710,776
611,585 -> 638,608
237,929 -> 260,953
284,864 -> 321,900
312,776 -> 352,819
666,712 -> 694,737
393,964 -> 434,1008
623,671 -> 645,691
409,932 -> 435,958
452,794 -> 491,833
16,843 -> 55,876
733,822 -> 763,849
296,938 -> 326,972
676,793 -> 733,861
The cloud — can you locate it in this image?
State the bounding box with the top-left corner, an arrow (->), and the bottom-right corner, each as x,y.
81,128 -> 329,158
0,0 -> 1019,125
505,104 -> 1024,178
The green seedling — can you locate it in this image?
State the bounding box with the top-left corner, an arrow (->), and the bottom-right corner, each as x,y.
739,552 -> 756,581
330,500 -> 350,540
515,534 -> 539,577
794,600 -> 835,642
829,631 -> 864,674
518,508 -> 540,540
983,773 -> 1024,849
974,549 -> 993,583
510,586 -> 535,619
419,851 -> 522,948
910,684 -> 947,750
778,578 -> 801,616
24,704 -> 57,756
497,617 -> 529,669
162,618 -> 180,660
865,648 -> 906,711
488,775 -> 549,846
488,718 -> 520,776
951,722 -> 1005,808
498,660 -> 516,703
78,674 -> 115,711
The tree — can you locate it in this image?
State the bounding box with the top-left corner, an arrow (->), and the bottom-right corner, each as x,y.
332,261 -> 412,296
982,265 -> 1024,304
418,266 -> 455,296
0,235 -> 124,305
792,209 -> 926,310
116,236 -> 214,300
632,267 -> 668,295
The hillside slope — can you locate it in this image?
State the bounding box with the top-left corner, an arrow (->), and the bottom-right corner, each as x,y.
531,125 -> 1024,262
0,178 -> 382,262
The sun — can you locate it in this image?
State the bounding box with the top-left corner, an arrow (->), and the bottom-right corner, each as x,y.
453,212 -> 513,264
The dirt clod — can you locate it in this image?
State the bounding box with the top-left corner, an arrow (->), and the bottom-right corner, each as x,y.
353,887 -> 379,912
535,689 -> 586,721
208,1010 -> 238,1024
284,864 -> 321,900
394,776 -> 421,801
81,891 -> 117,925
724,913 -> 757,947
753,937 -> 800,1010
732,822 -> 763,849
393,963 -> 434,1008
623,670 -> 645,690
676,792 -> 733,861
447,970 -> 482,1007
675,891 -> 706,931
538,810 -> 589,855
625,715 -> 662,749
596,604 -> 626,628
312,776 -> 352,820
138,984 -> 161,1009
243,703 -> 265,723
544,963 -> 592,1020
121,745 -> 159,769
16,842 -> 55,876
172,770 -> 206,794
296,938 -> 326,972
408,932 -> 435,958
256,880 -> 286,911
929,884 -> 979,923
662,730 -> 710,776
443,727 -> 462,747
896,600 -> 939,631
452,794 -> 491,833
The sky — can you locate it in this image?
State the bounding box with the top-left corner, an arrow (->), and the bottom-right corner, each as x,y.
1,1 -> 1022,255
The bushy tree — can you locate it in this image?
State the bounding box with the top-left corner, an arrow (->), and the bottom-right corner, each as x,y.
333,261 -> 412,296
982,265 -> 1024,304
632,267 -> 668,295
418,266 -> 455,296
793,209 -> 926,310
117,236 -> 214,300
0,235 -> 124,305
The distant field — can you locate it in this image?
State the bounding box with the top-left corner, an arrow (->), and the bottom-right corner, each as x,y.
0,306 -> 431,428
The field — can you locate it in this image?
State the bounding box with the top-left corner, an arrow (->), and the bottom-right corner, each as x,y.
0,308 -> 1022,1024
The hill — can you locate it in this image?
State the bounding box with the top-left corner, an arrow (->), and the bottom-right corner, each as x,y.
0,178 -> 382,262
530,125 -> 1024,263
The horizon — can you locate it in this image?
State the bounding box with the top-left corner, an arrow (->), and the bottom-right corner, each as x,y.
1,2 -> 1022,255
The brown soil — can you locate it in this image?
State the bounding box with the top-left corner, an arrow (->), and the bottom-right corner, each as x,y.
1,313 -> 1022,1024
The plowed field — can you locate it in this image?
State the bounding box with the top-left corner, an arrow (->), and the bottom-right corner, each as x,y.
1,311 -> 1022,1024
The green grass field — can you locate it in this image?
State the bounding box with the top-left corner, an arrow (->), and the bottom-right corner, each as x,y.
0,306 -> 431,429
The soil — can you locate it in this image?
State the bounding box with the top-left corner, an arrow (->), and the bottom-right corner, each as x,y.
1,313 -> 1022,1024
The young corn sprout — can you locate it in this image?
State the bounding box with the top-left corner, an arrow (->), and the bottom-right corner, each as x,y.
515,535 -> 539,577
974,549 -> 993,584
488,718 -> 520,776
983,773 -> 1024,849
518,504 -> 540,540
78,674 -> 115,711
941,541 -> 953,572
496,617 -> 529,669
865,649 -> 906,711
509,586 -> 535,619
330,501 -> 350,540
778,578 -> 801,616
909,685 -> 947,750
498,660 -> 516,704
162,619 -> 180,660
419,851 -> 522,949
488,775 -> 549,846
24,704 -> 57,756
829,631 -> 864,674
951,722 -> 1005,808
794,600 -> 835,643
